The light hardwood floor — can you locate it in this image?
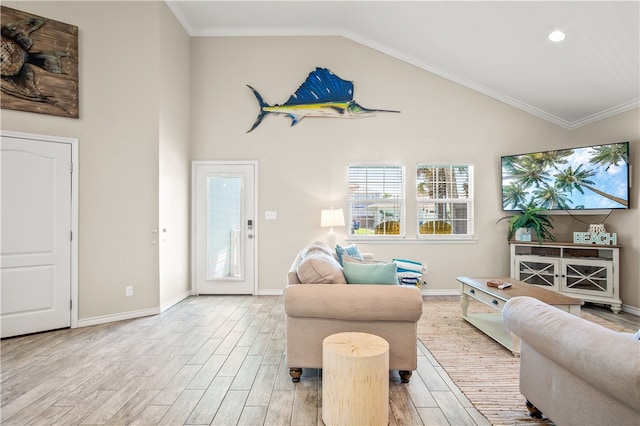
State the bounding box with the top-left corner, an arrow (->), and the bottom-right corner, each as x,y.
1,295 -> 636,425
581,302 -> 640,330
1,295 -> 490,426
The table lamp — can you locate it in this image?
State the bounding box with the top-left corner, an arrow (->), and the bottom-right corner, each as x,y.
320,208 -> 345,248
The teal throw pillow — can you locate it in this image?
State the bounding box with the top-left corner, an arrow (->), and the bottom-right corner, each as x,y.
343,261 -> 398,285
335,244 -> 364,265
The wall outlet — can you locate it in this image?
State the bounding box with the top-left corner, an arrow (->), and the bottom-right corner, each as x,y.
125,286 -> 133,297
265,211 -> 277,220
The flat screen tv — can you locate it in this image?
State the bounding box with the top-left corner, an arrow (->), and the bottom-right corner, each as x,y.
501,141 -> 630,211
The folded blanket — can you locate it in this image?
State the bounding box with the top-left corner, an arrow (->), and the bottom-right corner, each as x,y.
393,258 -> 426,274
394,259 -> 426,286
399,275 -> 421,286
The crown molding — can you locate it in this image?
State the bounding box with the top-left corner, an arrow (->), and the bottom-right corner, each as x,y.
567,99 -> 640,130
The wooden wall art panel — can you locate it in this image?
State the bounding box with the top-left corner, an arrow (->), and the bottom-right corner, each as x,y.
1,6 -> 79,118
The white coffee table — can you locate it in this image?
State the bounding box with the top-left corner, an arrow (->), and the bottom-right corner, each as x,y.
456,276 -> 583,357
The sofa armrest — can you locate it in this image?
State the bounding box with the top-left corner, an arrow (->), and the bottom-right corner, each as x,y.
503,296 -> 640,411
284,284 -> 422,322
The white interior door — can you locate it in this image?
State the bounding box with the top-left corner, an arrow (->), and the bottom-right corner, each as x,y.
193,162 -> 257,294
1,135 -> 72,338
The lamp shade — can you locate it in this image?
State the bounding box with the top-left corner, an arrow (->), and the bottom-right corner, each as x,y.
321,208 -> 345,228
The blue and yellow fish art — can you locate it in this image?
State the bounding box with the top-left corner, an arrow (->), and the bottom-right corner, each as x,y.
247,67 -> 400,132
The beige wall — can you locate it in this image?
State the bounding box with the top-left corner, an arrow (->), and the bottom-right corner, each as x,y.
567,111 -> 639,309
158,2 -> 191,308
190,36 -> 639,311
2,1 -> 190,321
2,2 -> 638,323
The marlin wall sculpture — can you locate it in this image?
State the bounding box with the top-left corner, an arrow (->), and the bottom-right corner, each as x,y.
247,67 -> 400,132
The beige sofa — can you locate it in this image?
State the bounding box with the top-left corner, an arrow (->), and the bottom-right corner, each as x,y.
503,296 -> 640,426
283,243 -> 423,383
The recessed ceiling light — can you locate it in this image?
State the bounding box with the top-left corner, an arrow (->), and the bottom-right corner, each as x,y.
548,30 -> 566,42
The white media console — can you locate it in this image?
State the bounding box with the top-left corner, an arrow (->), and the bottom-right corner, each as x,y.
509,241 -> 621,313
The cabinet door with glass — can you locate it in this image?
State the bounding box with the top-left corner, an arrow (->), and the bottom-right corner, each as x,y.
561,258 -> 614,298
513,255 -> 560,290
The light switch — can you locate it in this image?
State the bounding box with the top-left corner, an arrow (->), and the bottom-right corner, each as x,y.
265,211 -> 277,220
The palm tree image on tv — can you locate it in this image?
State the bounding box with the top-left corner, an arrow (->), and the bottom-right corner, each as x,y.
502,143 -> 629,211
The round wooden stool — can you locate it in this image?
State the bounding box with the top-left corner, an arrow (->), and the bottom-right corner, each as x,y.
322,332 -> 389,426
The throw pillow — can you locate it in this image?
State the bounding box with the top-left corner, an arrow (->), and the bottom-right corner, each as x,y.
296,251 -> 346,284
301,241 -> 335,259
335,244 -> 363,265
343,261 -> 398,285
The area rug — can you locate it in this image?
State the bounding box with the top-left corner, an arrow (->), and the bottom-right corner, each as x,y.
417,296 -> 633,426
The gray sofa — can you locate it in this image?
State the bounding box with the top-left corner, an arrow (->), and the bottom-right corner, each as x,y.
283,242 -> 423,383
503,296 -> 640,426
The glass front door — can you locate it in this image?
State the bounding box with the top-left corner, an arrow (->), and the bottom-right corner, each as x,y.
194,162 -> 256,294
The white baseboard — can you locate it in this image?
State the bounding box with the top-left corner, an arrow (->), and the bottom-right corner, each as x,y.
257,288 -> 461,297
621,304 -> 640,317
257,289 -> 285,296
78,307 -> 160,328
77,290 -> 193,328
161,290 -> 193,313
77,288 -> 637,327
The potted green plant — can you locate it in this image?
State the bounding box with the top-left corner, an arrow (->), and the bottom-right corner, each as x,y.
497,203 -> 555,243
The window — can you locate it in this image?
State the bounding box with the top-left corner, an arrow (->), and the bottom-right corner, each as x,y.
348,165 -> 404,237
347,164 -> 474,241
417,164 -> 473,239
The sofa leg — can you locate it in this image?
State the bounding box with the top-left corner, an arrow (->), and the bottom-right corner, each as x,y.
399,370 -> 412,383
289,368 -> 302,383
526,400 -> 543,418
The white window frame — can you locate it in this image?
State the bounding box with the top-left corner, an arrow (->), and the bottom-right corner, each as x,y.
347,164 -> 405,239
416,163 -> 474,240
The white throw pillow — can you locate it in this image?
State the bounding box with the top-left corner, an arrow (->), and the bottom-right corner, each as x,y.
300,241 -> 335,260
296,251 -> 346,284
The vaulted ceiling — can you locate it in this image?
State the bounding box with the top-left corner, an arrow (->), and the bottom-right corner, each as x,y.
167,1 -> 640,130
